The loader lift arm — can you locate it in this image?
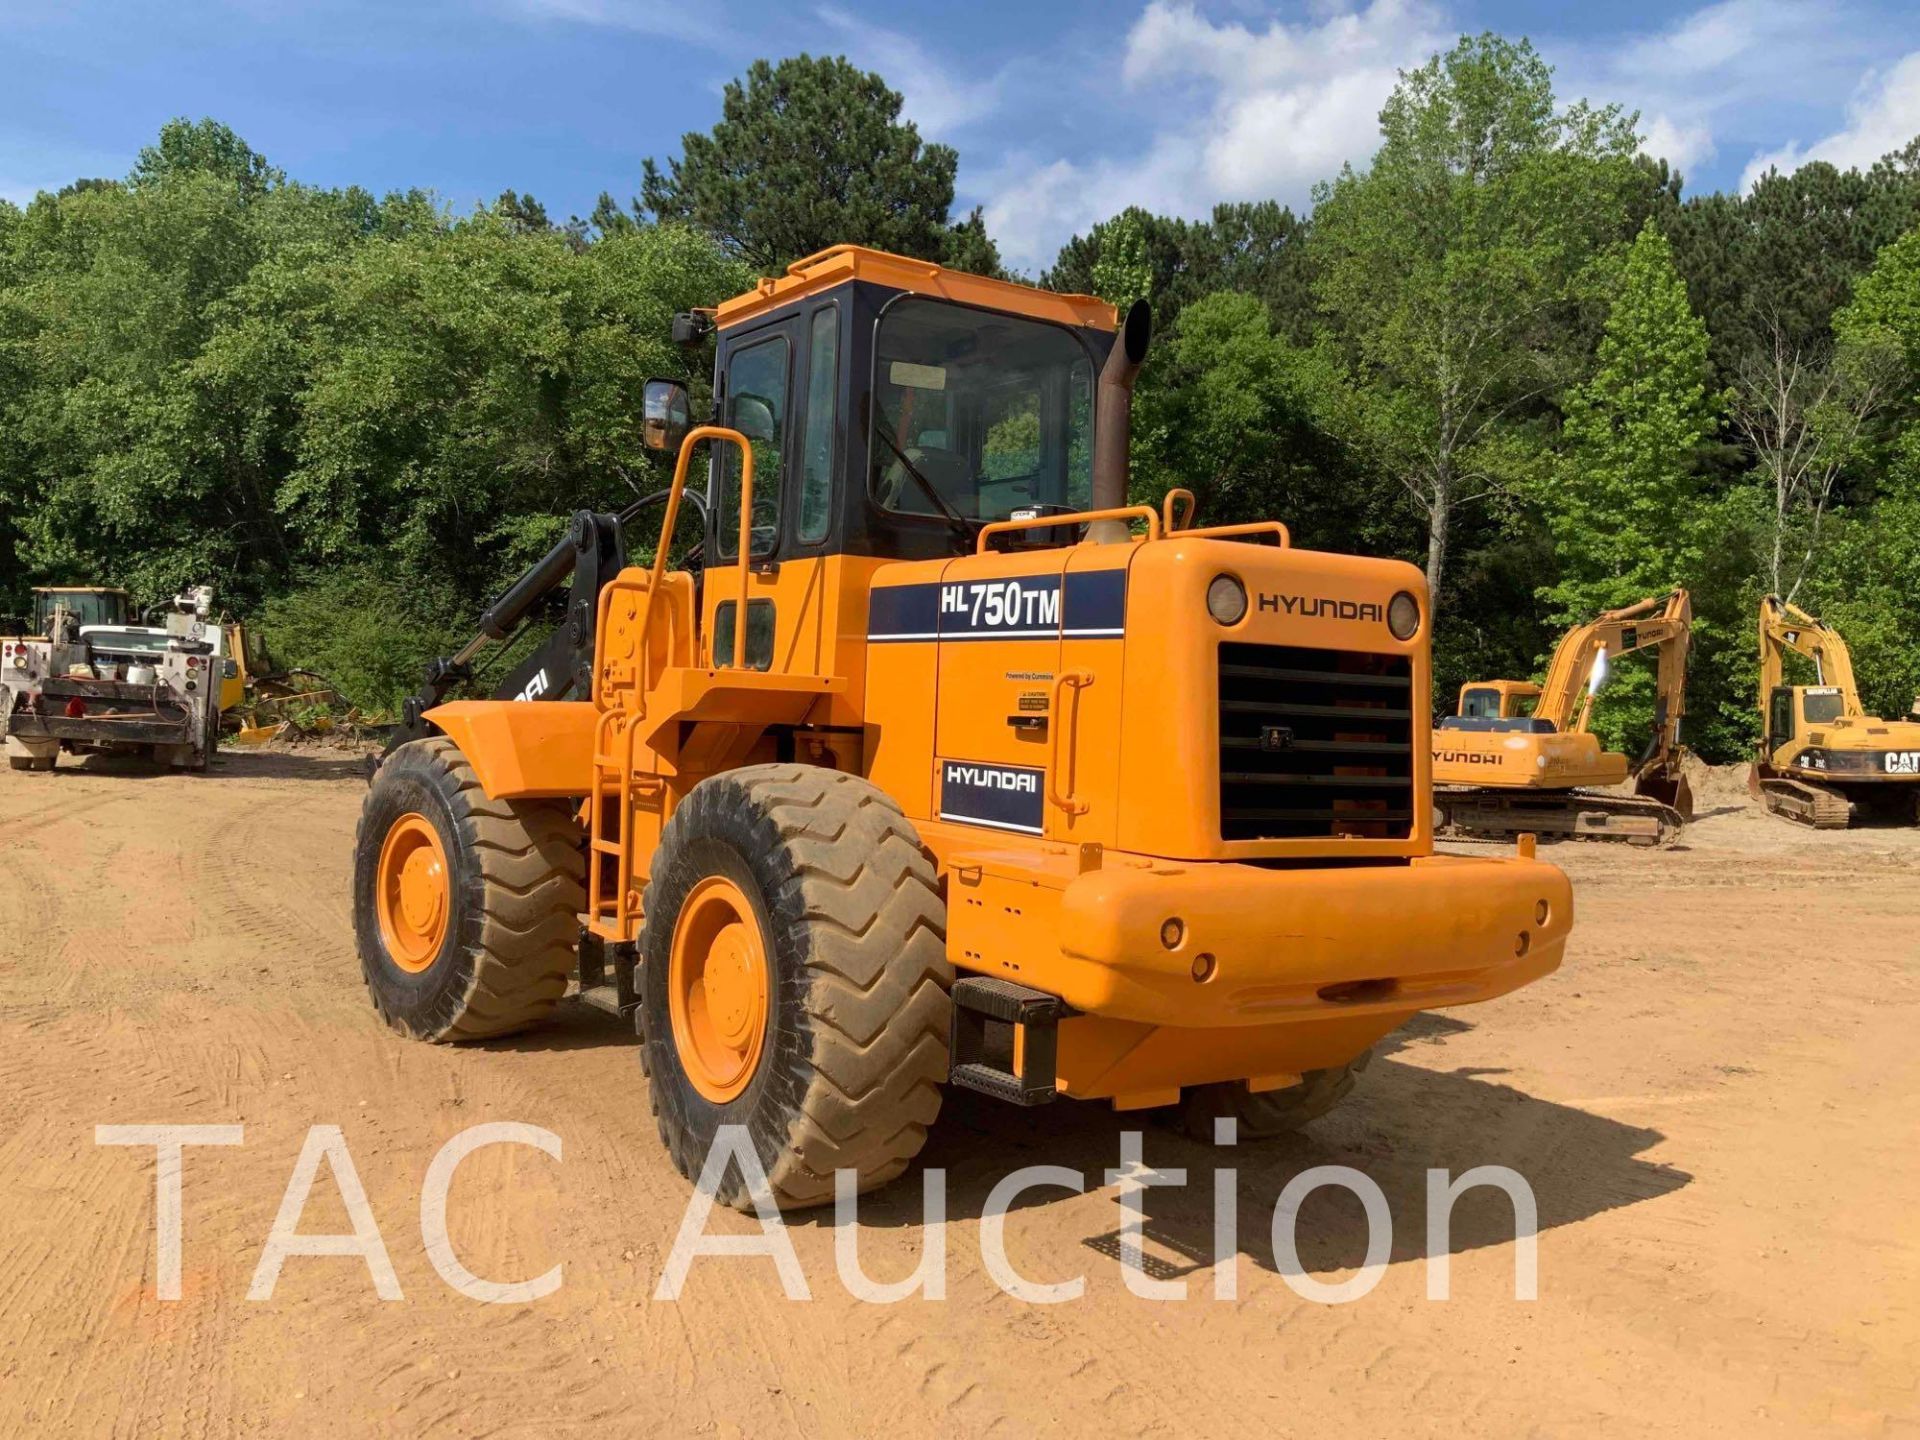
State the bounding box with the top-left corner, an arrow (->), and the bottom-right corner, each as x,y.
385,488 -> 706,756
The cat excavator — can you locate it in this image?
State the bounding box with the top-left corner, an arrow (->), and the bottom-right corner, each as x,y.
1750,596 -> 1920,827
1433,590 -> 1694,845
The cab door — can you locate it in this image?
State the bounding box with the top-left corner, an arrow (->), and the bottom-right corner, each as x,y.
703,312 -> 824,680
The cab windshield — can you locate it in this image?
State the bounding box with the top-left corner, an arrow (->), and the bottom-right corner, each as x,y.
869,299 -> 1094,526
1803,690 -> 1847,725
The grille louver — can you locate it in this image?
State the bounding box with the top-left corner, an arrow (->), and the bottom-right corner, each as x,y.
1217,642 -> 1415,841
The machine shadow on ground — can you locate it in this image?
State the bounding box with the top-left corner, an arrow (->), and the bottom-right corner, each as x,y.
212,750 -> 376,783
500,1002 -> 1690,1271
786,1010 -> 1692,1276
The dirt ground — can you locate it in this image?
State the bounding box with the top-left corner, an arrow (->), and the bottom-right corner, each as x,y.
1,750 -> 1916,1438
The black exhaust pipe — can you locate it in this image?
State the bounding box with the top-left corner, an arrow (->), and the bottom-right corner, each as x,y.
1087,299 -> 1152,543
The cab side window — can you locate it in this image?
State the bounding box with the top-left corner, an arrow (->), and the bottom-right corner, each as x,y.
718,334 -> 790,561
797,306 -> 839,544
1768,686 -> 1795,742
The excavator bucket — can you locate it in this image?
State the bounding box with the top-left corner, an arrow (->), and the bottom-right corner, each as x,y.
1635,768 -> 1694,820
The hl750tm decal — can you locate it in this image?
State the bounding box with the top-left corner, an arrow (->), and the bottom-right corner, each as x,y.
868,571 -> 1126,643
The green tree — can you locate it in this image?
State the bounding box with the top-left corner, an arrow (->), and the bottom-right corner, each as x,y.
1087,209 -> 1152,310
639,55 -> 972,271
1046,202 -> 1313,340
1132,291 -> 1302,519
1540,221 -> 1720,616
941,205 -> 1004,278
132,117 -> 283,198
1810,226 -> 1920,721
1534,222 -> 1722,749
1304,34 -> 1642,608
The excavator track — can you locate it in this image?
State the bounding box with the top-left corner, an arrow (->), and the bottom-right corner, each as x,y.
1435,787 -> 1686,847
1758,777 -> 1853,828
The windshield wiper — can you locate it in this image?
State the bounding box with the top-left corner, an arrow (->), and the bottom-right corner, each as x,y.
872,418 -> 975,550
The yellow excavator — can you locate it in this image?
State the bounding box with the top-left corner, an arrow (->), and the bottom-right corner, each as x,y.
1433,590 -> 1694,845
1750,595 -> 1920,826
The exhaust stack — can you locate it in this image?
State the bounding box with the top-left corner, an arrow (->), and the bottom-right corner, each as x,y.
1087,299 -> 1152,544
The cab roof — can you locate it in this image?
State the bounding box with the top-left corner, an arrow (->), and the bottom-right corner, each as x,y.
35,586 -> 128,595
715,245 -> 1117,333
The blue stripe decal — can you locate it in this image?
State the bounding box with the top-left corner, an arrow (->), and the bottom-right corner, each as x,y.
867,570 -> 1127,643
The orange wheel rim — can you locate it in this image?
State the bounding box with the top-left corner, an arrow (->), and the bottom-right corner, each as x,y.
668,875 -> 770,1103
376,813 -> 451,974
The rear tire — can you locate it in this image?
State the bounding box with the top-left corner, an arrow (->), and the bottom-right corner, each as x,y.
639,764 -> 950,1210
354,737 -> 584,1042
1178,1050 -> 1374,1141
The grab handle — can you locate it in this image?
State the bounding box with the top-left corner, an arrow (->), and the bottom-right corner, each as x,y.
1047,670 -> 1093,817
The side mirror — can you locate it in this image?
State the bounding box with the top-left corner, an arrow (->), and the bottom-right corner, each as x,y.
642,379 -> 691,452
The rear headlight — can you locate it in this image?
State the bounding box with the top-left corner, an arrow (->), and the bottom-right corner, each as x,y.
1388,591 -> 1421,640
1206,574 -> 1248,626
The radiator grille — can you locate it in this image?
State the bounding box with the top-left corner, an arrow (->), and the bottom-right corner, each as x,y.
1217,642 -> 1415,841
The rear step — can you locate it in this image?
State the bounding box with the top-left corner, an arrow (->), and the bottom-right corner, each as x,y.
574,930 -> 638,1018
948,977 -> 1072,1106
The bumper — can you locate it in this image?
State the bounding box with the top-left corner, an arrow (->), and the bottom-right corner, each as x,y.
1049,853 -> 1570,1028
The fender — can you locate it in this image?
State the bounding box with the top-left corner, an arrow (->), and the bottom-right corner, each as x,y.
422,699 -> 597,799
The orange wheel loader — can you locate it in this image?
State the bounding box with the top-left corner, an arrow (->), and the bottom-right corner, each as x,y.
352,247 -> 1573,1208
1433,590 -> 1695,846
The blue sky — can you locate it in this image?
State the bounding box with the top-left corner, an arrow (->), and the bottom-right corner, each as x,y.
4,0 -> 1919,272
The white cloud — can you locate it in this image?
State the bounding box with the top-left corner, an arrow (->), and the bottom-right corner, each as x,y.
503,0 -> 725,46
1740,49 -> 1920,188
981,0 -> 1445,273
1637,114 -> 1715,172
1558,0 -> 1885,179
1123,0 -> 1445,199
813,6 -> 1005,136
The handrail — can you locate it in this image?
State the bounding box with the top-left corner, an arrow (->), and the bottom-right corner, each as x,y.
1047,671 -> 1093,817
977,505 -> 1161,554
1162,488 -> 1197,532
1176,520 -> 1291,548
650,425 -> 754,670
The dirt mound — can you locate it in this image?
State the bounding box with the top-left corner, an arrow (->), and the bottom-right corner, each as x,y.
1682,753 -> 1757,811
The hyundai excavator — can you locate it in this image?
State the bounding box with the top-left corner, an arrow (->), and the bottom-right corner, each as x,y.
352,246 -> 1572,1209
1750,595 -> 1920,827
1433,590 -> 1694,845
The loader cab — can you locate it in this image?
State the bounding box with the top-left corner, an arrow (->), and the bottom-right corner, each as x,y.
644,246 -> 1118,704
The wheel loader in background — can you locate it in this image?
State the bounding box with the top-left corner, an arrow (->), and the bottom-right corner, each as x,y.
1433,590 -> 1695,845
353,247 -> 1572,1209
1751,595 -> 1920,826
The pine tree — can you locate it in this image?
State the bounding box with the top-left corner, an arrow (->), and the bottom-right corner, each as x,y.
1543,220 -> 1721,620
638,55 -> 968,272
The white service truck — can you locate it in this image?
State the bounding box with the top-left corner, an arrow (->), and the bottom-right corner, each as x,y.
1,585 -> 230,773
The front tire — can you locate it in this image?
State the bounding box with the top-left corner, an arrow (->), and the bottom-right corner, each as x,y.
353,737 -> 584,1042
640,764 -> 951,1210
